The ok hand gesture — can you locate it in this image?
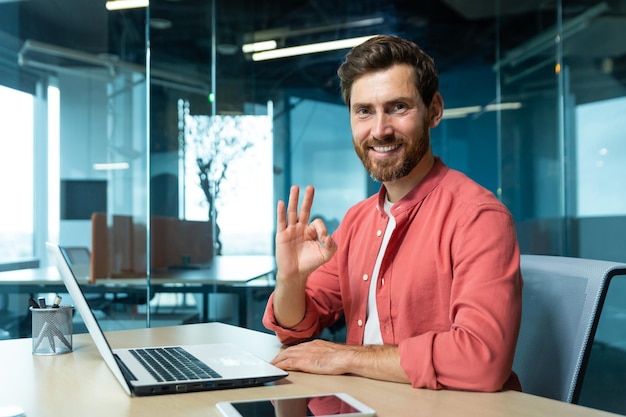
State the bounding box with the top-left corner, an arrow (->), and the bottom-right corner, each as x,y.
275,185 -> 337,283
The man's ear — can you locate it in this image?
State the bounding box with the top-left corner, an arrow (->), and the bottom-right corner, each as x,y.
428,92 -> 444,128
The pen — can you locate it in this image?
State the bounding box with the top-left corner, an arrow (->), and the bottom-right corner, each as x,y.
52,295 -> 62,308
28,297 -> 40,309
38,297 -> 47,308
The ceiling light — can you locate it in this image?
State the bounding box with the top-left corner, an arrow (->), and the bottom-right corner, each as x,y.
442,106 -> 482,119
251,35 -> 377,61
217,44 -> 239,55
93,162 -> 130,171
485,102 -> 522,111
105,0 -> 149,11
244,17 -> 384,44
442,102 -> 522,119
242,40 -> 278,54
150,18 -> 172,30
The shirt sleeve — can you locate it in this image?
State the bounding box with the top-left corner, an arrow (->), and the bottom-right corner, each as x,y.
398,204 -> 522,392
262,292 -> 323,345
262,254 -> 345,345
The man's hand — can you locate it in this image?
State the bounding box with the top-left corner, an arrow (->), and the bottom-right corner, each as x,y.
272,339 -> 352,375
275,185 -> 337,281
271,339 -> 410,384
272,185 -> 337,328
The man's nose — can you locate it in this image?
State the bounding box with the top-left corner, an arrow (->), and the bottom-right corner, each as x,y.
371,113 -> 393,139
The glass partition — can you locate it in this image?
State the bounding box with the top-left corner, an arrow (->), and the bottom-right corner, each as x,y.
0,1 -> 151,333
496,2 -> 566,255
497,0 -> 626,260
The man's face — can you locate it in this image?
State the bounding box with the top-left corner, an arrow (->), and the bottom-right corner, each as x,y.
349,64 -> 433,183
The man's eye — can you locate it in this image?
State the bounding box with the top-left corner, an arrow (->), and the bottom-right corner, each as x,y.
393,103 -> 407,111
355,108 -> 371,116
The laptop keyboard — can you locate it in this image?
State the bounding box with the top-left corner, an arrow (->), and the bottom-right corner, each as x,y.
129,347 -> 222,382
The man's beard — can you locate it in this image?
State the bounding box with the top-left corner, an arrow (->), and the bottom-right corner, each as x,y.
354,125 -> 430,183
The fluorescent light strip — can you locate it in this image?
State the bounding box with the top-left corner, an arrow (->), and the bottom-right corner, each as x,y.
442,102 -> 522,119
251,35 -> 377,61
105,0 -> 149,11
242,40 -> 278,54
485,102 -> 522,111
93,162 -> 130,171
442,106 -> 482,119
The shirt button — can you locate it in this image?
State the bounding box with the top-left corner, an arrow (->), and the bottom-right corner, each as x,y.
376,230 -> 382,237
358,319 -> 363,326
362,274 -> 368,281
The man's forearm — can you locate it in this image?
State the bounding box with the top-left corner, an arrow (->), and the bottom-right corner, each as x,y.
272,274 -> 308,328
341,344 -> 410,383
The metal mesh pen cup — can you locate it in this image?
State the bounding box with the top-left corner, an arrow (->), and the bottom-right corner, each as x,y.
30,306 -> 74,355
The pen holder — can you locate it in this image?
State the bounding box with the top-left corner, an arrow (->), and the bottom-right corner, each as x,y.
30,306 -> 74,355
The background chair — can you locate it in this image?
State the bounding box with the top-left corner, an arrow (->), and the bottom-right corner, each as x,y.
514,254 -> 626,403
60,246 -> 150,314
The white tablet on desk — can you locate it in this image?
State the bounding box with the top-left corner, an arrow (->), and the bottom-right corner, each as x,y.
216,393 -> 376,417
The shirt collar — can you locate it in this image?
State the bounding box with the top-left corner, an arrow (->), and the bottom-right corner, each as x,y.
376,156 -> 449,214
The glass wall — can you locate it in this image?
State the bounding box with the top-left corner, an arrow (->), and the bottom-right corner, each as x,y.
495,4 -> 626,411
0,1 -> 622,295
497,1 -> 626,262
10,0 -> 626,268
0,1 -> 150,330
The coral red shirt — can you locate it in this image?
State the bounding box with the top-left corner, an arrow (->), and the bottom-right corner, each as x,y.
263,157 -> 523,392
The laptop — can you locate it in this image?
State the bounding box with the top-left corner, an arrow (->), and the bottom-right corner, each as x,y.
59,246 -> 91,280
46,242 -> 288,396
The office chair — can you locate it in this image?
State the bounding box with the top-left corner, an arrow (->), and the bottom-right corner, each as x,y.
60,246 -> 149,313
514,254 -> 626,403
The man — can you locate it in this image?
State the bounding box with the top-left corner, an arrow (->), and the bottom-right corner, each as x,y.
263,35 -> 522,392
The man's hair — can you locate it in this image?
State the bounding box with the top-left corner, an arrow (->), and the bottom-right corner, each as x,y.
337,35 -> 439,108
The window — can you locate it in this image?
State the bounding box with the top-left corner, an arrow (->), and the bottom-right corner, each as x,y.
576,96 -> 626,217
0,85 -> 35,263
182,109 -> 274,255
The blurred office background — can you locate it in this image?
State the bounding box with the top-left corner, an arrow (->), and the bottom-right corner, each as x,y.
1,0 -> 625,413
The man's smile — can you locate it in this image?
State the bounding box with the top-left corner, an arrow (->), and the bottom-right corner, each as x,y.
372,144 -> 401,153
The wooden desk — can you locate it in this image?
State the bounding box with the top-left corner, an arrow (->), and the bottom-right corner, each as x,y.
0,256 -> 276,325
0,322 -> 620,417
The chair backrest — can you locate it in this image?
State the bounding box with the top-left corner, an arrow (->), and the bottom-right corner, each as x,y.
514,255 -> 626,403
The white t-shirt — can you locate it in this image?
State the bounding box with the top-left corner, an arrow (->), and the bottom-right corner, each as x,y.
363,197 -> 396,345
